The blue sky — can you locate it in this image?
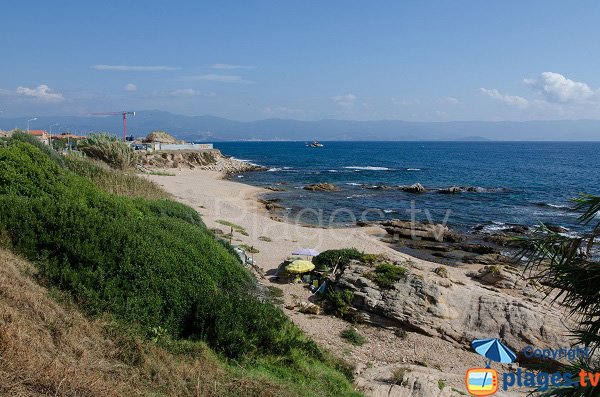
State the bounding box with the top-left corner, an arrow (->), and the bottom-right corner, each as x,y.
1,0 -> 600,121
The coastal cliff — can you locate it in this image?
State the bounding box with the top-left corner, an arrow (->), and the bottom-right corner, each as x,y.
139,148 -> 264,174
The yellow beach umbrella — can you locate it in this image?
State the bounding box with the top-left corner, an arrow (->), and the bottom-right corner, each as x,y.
286,260 -> 315,274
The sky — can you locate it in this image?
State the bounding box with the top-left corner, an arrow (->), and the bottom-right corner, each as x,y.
1,0 -> 600,122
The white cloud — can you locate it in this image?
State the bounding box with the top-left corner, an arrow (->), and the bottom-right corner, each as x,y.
16,84 -> 64,102
123,83 -> 137,92
524,72 -> 594,103
169,88 -> 202,97
91,64 -> 180,71
332,94 -> 357,107
437,96 -> 459,105
0,88 -> 11,95
182,74 -> 252,83
211,63 -> 255,70
479,88 -> 529,108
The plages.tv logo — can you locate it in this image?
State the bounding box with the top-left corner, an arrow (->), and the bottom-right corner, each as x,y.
466,338 -> 517,396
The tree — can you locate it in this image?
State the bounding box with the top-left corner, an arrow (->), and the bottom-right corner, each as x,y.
519,194 -> 600,396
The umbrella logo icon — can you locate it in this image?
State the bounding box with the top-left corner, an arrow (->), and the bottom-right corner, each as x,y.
466,338 -> 516,396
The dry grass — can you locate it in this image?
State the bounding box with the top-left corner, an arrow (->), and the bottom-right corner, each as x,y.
0,248 -> 291,397
65,155 -> 171,200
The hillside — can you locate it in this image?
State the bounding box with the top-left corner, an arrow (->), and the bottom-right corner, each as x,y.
0,248 -> 294,397
3,111 -> 600,141
0,134 -> 360,396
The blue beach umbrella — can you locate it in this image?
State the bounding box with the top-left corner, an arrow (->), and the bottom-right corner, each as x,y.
471,338 -> 517,390
472,338 -> 517,365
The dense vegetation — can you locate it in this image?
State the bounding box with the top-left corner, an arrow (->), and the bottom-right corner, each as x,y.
77,133 -> 136,169
366,263 -> 408,288
313,248 -> 364,271
0,137 -> 361,396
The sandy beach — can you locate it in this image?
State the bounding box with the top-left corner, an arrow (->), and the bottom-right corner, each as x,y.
145,168 -> 529,396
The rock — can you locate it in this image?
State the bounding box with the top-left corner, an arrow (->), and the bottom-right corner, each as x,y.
505,224 -> 529,234
266,186 -> 286,191
546,224 -> 569,234
438,186 -> 461,194
468,264 -> 521,289
298,301 -> 320,315
334,261 -> 570,353
399,183 -> 426,193
381,220 -> 463,243
463,253 -> 513,266
303,183 -> 339,191
144,131 -> 179,143
457,243 -> 498,255
356,364 -> 468,397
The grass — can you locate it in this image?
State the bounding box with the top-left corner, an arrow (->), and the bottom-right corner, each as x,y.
64,155 -> 171,200
77,133 -> 137,170
340,328 -> 366,346
438,379 -> 447,390
240,244 -> 260,254
0,138 -> 361,396
366,263 -> 408,288
258,236 -> 272,242
390,367 -> 410,386
215,219 -> 249,236
0,248 -> 355,397
146,170 -> 176,176
266,286 -> 285,305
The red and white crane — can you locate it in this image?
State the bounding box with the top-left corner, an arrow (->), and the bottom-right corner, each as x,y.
91,111 -> 135,140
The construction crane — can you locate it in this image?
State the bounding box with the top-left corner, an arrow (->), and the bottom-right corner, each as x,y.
91,111 -> 136,140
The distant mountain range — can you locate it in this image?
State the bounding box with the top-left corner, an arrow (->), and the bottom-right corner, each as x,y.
1,110 -> 599,141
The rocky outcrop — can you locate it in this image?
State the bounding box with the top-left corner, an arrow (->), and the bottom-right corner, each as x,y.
335,261 -> 570,352
303,183 -> 339,191
381,220 -> 464,243
438,186 -> 461,194
139,149 -> 264,174
467,264 -> 525,289
399,183 -> 426,193
356,365 -> 472,397
363,184 -> 392,190
143,131 -> 180,143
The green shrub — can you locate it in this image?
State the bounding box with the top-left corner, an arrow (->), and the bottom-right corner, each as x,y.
340,328 -> 366,346
0,139 -> 305,359
313,248 -> 363,271
0,138 -> 362,396
11,131 -> 65,167
366,263 -> 408,288
78,133 -> 136,170
327,289 -> 354,317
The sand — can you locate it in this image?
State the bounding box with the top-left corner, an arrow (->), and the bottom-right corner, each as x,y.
144,168 -> 518,396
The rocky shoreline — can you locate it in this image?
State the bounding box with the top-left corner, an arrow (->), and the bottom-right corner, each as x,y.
139,149 -> 266,175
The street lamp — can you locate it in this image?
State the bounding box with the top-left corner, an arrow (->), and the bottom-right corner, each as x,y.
27,117 -> 38,132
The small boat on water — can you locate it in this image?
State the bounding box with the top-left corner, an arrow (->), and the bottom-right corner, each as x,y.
306,141 -> 324,148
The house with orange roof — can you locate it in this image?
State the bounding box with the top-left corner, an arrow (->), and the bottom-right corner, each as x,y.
28,130 -> 50,145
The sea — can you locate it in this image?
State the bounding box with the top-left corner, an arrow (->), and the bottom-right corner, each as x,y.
214,141 -> 600,236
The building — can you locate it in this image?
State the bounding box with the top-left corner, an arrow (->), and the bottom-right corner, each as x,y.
28,130 -> 50,145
